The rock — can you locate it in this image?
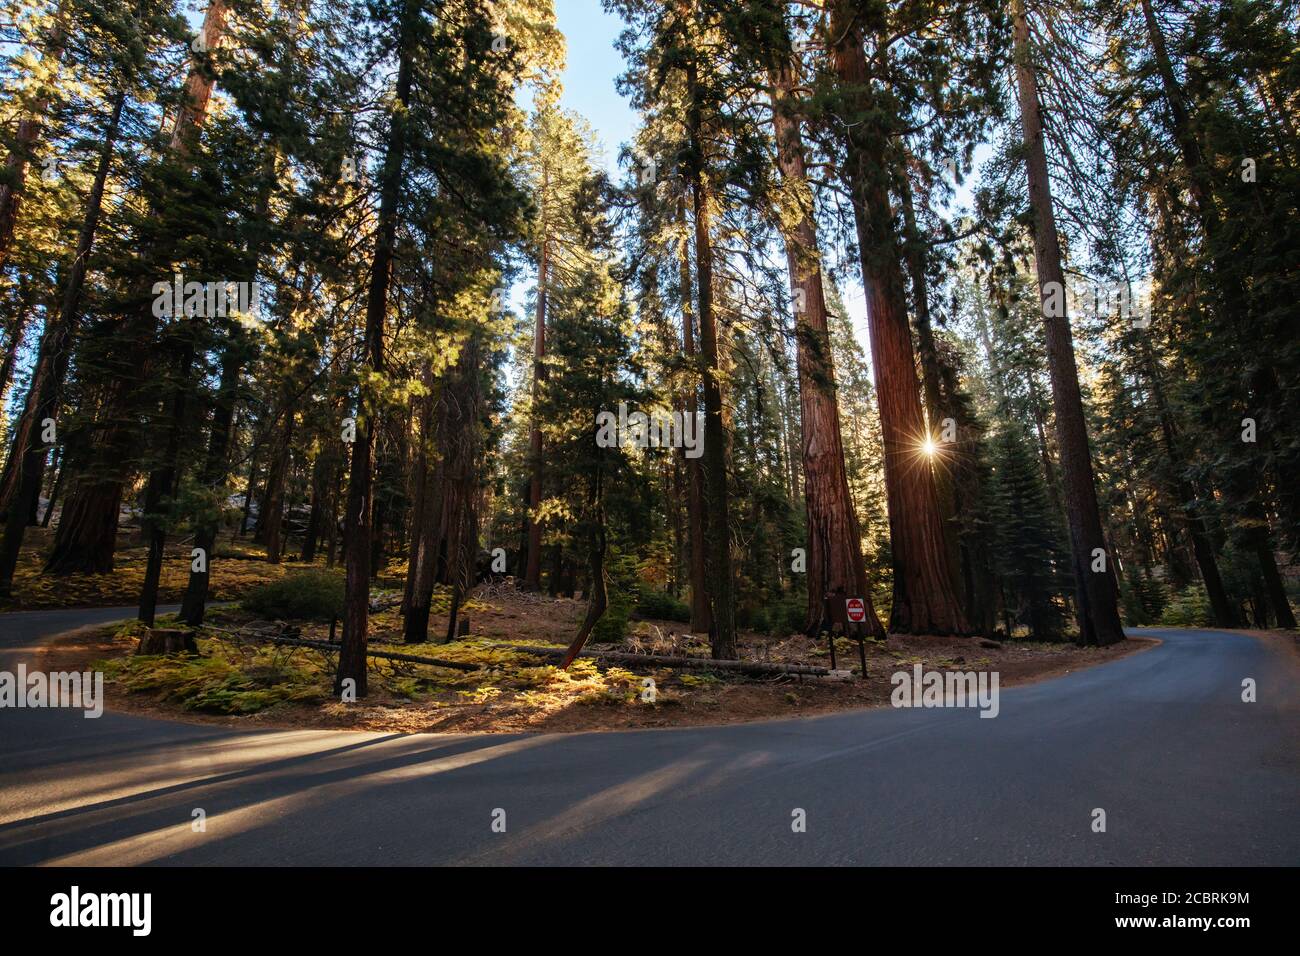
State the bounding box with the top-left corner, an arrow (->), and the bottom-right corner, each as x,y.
979,639 -> 1002,649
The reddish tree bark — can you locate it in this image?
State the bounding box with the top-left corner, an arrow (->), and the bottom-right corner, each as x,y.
827,0 -> 971,635
768,49 -> 885,639
898,169 -> 962,601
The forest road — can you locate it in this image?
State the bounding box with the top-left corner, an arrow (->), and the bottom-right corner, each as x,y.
0,607 -> 1296,865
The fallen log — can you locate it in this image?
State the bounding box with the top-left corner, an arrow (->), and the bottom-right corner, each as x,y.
488,642 -> 832,677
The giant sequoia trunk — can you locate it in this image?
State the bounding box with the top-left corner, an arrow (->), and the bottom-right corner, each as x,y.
336,20 -> 413,694
767,49 -> 884,639
685,60 -> 737,660
1012,0 -> 1123,646
826,0 -> 970,636
898,170 -> 962,602
0,92 -> 124,596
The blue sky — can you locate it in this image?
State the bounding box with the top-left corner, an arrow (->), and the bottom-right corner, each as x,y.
542,0 -> 879,355
552,0 -> 638,174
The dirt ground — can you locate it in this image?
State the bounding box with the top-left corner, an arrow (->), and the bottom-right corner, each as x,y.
38,584 -> 1160,734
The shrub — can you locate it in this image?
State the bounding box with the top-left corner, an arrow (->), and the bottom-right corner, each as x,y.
635,589 -> 690,623
242,569 -> 344,621
1122,572 -> 1168,625
592,587 -> 632,644
1160,585 -> 1212,627
776,598 -> 806,636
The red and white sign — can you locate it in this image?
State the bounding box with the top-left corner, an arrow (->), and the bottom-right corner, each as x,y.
845,598 -> 866,623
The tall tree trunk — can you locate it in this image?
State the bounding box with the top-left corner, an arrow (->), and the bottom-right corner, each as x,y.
0,92 -> 124,597
767,46 -> 884,639
523,182 -> 548,590
239,444 -> 258,535
336,8 -> 413,694
138,342 -> 195,625
676,199 -> 712,634
40,453 -> 63,527
0,283 -> 36,422
260,407 -> 294,563
668,457 -> 683,596
1012,0 -> 1123,645
179,339 -> 244,625
402,374 -> 437,638
685,59 -> 737,659
169,0 -> 229,155
898,168 -> 962,603
1251,527 -> 1296,629
560,479 -> 608,669
827,0 -> 971,636
301,443 -> 334,565
181,146 -> 276,621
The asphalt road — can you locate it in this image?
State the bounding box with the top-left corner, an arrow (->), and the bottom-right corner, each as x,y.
0,607 -> 1296,865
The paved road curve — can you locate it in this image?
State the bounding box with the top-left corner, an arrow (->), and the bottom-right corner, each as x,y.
0,607 -> 1296,865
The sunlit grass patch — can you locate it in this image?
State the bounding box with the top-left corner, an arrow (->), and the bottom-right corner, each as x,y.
96,635 -> 329,714
2,537 -> 291,611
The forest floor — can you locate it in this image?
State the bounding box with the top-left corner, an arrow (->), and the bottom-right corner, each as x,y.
38,579 -> 1158,733
0,527 -> 290,610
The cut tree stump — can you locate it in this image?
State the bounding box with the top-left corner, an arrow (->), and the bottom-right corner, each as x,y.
136,628 -> 198,655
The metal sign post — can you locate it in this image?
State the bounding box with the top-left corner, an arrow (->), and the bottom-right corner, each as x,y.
846,598 -> 868,677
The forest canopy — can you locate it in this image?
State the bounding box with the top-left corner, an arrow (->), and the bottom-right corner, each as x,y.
0,0 -> 1295,695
